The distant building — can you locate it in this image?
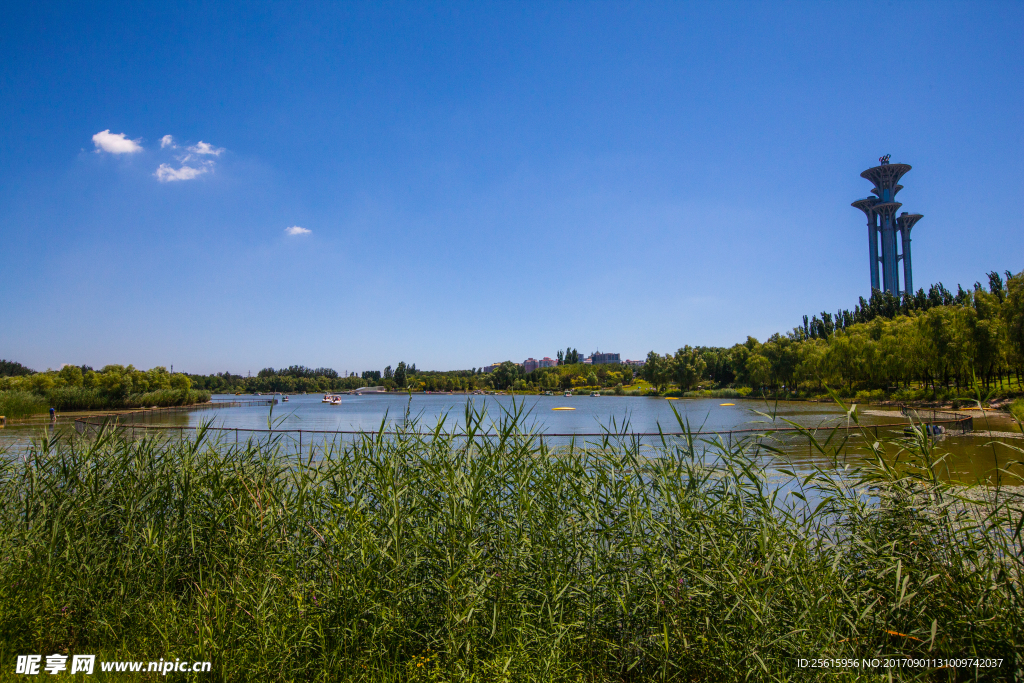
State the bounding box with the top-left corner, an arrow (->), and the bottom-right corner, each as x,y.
624,359 -> 645,367
582,356 -> 593,365
591,351 -> 621,365
523,357 -> 559,372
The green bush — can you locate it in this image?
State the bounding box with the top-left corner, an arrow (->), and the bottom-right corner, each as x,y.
682,388 -> 750,399
41,387 -> 211,411
1010,398 -> 1024,424
854,389 -> 886,403
0,390 -> 47,419
46,386 -> 112,411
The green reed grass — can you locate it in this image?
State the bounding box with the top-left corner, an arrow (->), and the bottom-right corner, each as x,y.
0,402 -> 1021,681
0,390 -> 47,419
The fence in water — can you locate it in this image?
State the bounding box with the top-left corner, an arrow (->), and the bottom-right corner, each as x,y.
70,403 -> 974,455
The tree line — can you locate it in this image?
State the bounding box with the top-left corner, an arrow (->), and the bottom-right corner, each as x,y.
4,269 -> 1020,405
640,270 -> 1023,400
0,364 -> 207,416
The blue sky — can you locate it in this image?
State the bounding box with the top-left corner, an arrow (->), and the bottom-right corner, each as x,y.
1,1 -> 1021,375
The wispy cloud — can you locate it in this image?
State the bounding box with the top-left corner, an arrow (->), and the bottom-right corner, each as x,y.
189,141 -> 224,156
151,137 -> 225,182
285,226 -> 312,236
92,130 -> 143,154
154,163 -> 210,182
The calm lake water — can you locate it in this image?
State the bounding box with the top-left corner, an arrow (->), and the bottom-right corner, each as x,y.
151,393 -> 1022,481
3,393 -> 1020,482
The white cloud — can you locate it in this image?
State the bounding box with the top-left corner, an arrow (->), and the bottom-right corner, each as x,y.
188,140 -> 224,156
92,130 -> 143,154
151,137 -> 224,183
154,163 -> 209,182
285,226 -> 311,236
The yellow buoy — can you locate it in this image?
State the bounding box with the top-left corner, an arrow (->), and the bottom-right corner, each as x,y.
552,407 -> 575,411
720,403 -> 735,406
665,397 -> 679,400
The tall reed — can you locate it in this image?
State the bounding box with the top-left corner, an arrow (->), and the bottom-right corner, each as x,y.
0,402 -> 1020,681
0,390 -> 47,419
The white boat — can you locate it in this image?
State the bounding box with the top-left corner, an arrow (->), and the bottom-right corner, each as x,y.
564,391 -> 572,397
282,396 -> 289,402
330,396 -> 342,405
322,394 -> 331,403
590,392 -> 600,397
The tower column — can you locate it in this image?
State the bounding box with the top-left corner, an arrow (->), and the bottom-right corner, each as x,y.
852,198 -> 880,291
874,201 -> 902,296
896,212 -> 923,297
901,232 -> 912,295
868,220 -> 879,291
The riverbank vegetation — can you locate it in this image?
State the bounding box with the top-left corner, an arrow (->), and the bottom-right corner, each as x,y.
0,405 -> 1020,680
191,269 -> 1024,404
637,270 -> 1023,404
0,364 -> 208,418
4,269 -> 1020,409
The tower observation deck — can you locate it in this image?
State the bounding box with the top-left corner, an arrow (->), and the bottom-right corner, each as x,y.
851,156 -> 923,296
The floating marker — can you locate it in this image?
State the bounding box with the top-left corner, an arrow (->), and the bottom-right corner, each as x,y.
720,403 -> 735,406
552,407 -> 575,411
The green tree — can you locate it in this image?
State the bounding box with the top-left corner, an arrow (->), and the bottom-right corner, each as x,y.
394,362 -> 408,388
671,346 -> 706,391
490,362 -> 520,390
641,351 -> 671,392
746,354 -> 771,391
58,365 -> 84,387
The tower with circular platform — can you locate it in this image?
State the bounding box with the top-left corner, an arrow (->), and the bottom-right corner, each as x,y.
851,156 -> 923,296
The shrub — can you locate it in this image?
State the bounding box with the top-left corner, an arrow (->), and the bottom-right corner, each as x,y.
1009,398 -> 1024,424
0,390 -> 47,418
854,389 -> 886,403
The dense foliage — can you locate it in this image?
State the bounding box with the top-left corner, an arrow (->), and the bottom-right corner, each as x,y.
0,408 -> 1020,681
642,270 -> 1024,400
0,365 -> 208,417
0,359 -> 34,377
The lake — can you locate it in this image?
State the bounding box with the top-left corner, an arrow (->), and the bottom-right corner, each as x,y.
139,393 -> 1023,481
3,393 -> 1020,482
